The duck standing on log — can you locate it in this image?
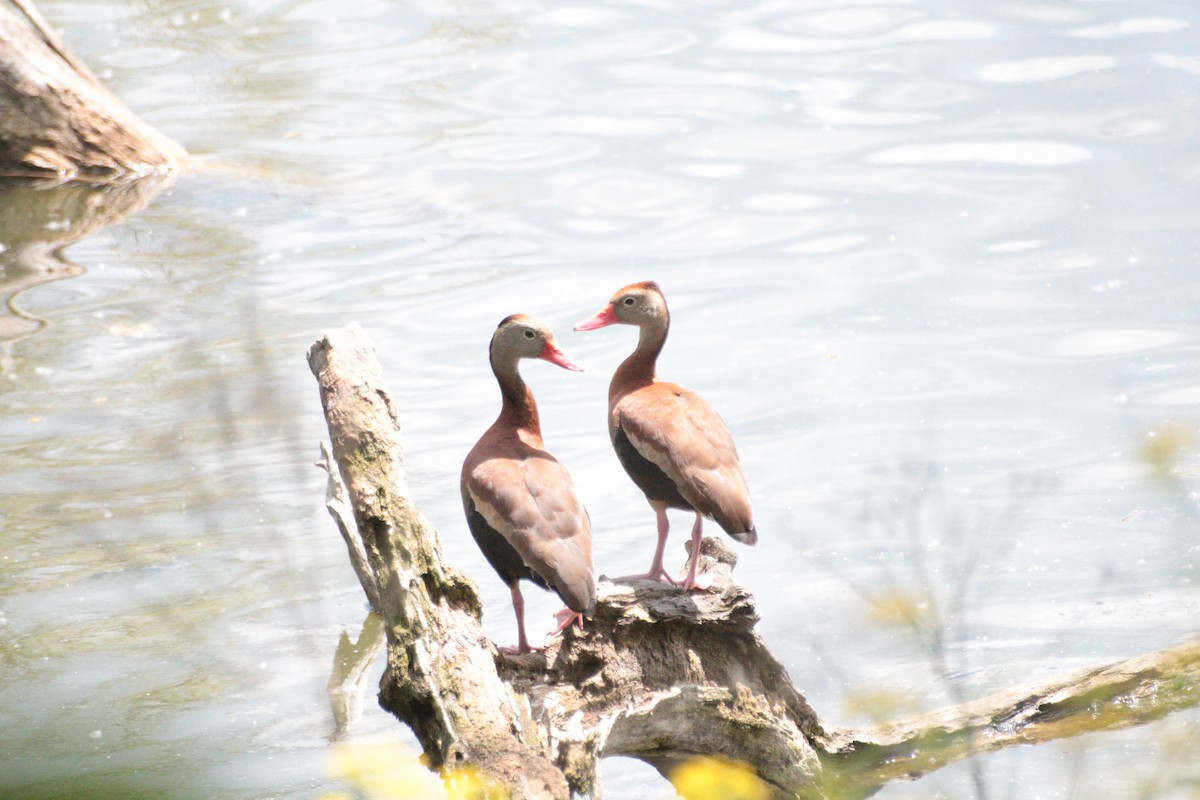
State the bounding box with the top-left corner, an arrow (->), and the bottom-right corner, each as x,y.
575,281 -> 757,591
461,315 -> 597,654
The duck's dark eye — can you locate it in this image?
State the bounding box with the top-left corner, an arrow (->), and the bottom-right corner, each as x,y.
623,296 -> 636,306
524,329 -> 536,339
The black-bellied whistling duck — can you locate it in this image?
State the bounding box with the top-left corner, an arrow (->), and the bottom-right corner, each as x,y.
461,314 -> 597,654
575,281 -> 756,591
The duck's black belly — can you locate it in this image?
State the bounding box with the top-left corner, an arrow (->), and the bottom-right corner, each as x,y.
465,502 -> 550,592
614,425 -> 693,512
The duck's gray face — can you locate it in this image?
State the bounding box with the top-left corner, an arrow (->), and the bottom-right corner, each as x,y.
575,280 -> 666,331
495,314 -> 583,371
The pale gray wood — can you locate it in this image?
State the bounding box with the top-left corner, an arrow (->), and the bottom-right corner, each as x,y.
0,0 -> 185,180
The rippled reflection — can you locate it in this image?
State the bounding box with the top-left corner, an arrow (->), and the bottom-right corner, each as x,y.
0,176 -> 172,372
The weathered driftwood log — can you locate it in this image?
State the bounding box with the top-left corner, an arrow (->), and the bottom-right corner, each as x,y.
309,324 -> 574,799
308,322 -> 1200,799
0,0 -> 185,179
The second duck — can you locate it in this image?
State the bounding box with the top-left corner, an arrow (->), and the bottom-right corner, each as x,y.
576,281 -> 757,591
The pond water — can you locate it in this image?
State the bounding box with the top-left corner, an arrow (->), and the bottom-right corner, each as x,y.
2,0 -> 1198,797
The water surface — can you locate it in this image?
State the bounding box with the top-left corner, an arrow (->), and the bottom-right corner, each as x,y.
2,0 -> 1198,797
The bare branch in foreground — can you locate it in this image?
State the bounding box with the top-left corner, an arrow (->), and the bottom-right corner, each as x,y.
317,441 -> 382,615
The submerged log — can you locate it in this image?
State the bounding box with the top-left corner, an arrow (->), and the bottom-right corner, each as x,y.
308,322 -> 1200,799
821,639 -> 1200,795
0,0 -> 185,180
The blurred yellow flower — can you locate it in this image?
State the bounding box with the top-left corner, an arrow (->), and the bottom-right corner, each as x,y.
443,765 -> 510,800
865,591 -> 930,627
670,756 -> 770,800
1140,423 -> 1197,482
327,740 -> 448,800
326,741 -> 511,800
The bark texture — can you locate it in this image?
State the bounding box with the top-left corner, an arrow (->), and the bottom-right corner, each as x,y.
308,324 -> 572,799
309,322 -> 1200,799
0,0 -> 185,179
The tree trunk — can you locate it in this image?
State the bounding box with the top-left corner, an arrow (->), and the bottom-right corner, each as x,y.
308,324 -> 573,799
308,322 -> 1200,799
0,0 -> 185,180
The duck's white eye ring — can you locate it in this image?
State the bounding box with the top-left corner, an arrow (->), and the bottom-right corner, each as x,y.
524,329 -> 536,339
623,296 -> 635,306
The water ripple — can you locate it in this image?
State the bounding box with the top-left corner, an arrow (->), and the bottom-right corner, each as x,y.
868,141 -> 1093,166
1053,329 -> 1185,357
1072,17 -> 1189,39
979,56 -> 1117,84
1154,54 -> 1200,75
783,234 -> 869,255
895,20 -> 996,42
718,17 -> 994,54
987,240 -> 1045,254
1143,386 -> 1200,405
809,106 -> 938,126
743,193 -> 827,212
444,135 -> 599,169
532,7 -> 630,28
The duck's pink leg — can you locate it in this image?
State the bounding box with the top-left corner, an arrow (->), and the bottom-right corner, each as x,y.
497,584 -> 540,655
617,505 -> 681,585
549,607 -> 585,637
679,513 -> 714,592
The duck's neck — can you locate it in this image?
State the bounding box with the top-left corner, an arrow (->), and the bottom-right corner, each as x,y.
492,356 -> 542,439
611,315 -> 668,399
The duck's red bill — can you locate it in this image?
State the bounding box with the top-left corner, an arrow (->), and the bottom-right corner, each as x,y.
540,341 -> 583,372
574,304 -> 618,331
